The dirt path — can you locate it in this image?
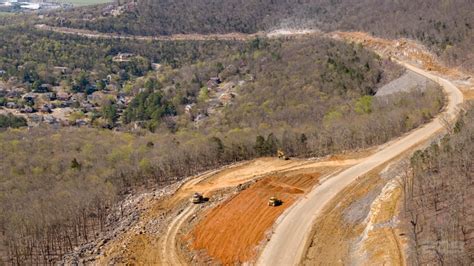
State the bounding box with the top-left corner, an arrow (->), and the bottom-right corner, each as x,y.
257,62 -> 464,266
162,205 -> 198,265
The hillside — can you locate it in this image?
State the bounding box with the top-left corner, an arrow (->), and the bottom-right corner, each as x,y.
0,1 -> 471,265
53,0 -> 474,70
0,28 -> 446,263
402,103 -> 473,264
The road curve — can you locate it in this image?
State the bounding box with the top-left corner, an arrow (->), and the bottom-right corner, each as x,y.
257,62 -> 464,266
161,205 -> 198,265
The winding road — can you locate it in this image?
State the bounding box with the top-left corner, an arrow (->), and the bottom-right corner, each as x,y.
41,24 -> 466,264
257,61 -> 464,266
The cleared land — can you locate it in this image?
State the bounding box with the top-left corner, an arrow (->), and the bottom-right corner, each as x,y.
375,70 -> 436,97
89,156 -> 362,265
189,172 -> 322,264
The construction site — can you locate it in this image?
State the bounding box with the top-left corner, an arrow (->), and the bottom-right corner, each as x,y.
56,30 -> 472,266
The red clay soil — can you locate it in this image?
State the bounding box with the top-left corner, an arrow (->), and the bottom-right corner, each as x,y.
189,173 -> 320,264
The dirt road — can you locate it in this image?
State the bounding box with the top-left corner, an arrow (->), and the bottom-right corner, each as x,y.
35,24 -> 317,41
257,63 -> 464,266
161,205 -> 198,265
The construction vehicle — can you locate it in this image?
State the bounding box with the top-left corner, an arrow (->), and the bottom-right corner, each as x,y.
268,196 -> 282,207
191,192 -> 204,204
277,149 -> 289,160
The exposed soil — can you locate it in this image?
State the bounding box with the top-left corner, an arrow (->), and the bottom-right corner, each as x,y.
70,155 -> 362,265
353,180 -> 405,265
462,88 -> 474,100
189,172 -> 323,264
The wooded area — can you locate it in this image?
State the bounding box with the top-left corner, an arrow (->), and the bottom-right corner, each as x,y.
0,2 -> 464,263
0,86 -> 444,263
52,0 -> 473,70
402,103 -> 473,265
0,35 -> 445,263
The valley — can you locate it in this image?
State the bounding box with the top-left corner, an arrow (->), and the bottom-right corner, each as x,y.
0,1 -> 472,265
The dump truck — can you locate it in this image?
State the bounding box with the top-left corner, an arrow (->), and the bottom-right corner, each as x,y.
277,149 -> 289,160
268,196 -> 282,207
191,192 -> 204,204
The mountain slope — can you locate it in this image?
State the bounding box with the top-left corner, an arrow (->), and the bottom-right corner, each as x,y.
55,0 -> 473,70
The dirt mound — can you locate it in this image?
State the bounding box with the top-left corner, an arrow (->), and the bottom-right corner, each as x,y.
189,173 -> 320,264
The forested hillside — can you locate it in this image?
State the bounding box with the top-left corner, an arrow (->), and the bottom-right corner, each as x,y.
403,103 -> 473,265
54,0 -> 474,70
0,30 -> 446,263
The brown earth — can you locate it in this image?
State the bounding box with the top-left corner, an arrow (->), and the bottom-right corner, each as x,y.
91,156 -> 361,265
357,181 -> 405,265
188,169 -> 337,264
463,88 -> 474,100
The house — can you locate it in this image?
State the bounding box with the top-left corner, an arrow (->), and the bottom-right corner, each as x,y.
185,104 -> 195,114
207,77 -> 221,89
71,93 -> 85,103
20,106 -> 35,113
43,115 -> 57,124
5,90 -> 22,99
113,53 -> 135,62
56,91 -> 70,101
53,66 -> 70,75
151,63 -> 162,71
6,102 -> 18,109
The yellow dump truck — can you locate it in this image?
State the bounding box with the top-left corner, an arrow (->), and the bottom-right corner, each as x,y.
191,192 -> 204,204
277,149 -> 289,160
268,196 -> 282,207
